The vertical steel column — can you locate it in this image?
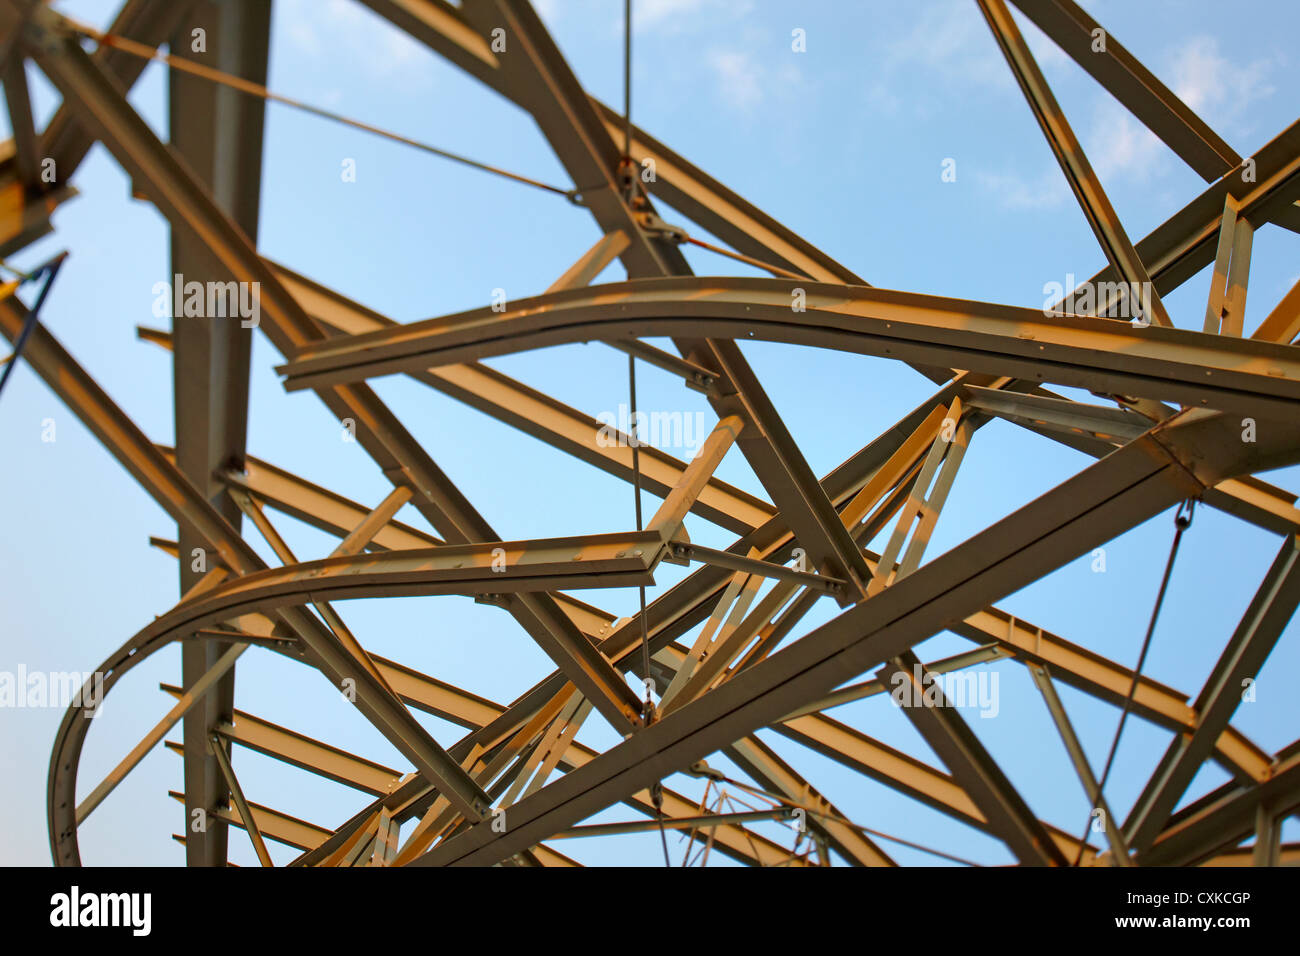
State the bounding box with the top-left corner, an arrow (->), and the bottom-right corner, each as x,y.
168,0 -> 272,867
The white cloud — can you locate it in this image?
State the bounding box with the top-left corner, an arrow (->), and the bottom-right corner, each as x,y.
980,98 -> 1167,210
977,167 -> 1070,211
703,46 -> 805,115
636,0 -> 709,31
1085,100 -> 1163,181
634,0 -> 753,33
564,0 -> 742,36
708,50 -> 763,111
1168,35 -> 1273,132
1073,35 -> 1273,183
281,0 -> 429,82
880,0 -> 1014,94
864,81 -> 901,116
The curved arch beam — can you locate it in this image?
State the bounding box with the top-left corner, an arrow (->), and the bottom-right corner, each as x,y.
47,534 -> 656,865
53,625 -> 813,869
279,278 -> 1300,419
149,533 -> 658,622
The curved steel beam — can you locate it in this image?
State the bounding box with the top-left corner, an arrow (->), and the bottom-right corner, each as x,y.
278,278 -> 1300,419
46,534 -> 654,865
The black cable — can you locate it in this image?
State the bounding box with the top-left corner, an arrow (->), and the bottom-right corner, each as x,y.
0,253 -> 68,403
1071,498 -> 1196,865
651,782 -> 671,867
629,354 -> 653,718
623,0 -> 632,161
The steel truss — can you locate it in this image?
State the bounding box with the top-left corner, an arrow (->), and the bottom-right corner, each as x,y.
1,0 -> 1299,867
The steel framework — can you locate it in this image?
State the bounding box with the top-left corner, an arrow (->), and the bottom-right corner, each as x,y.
1,0 -> 1299,867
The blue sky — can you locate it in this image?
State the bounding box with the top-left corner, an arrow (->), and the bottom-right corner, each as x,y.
1,0 -> 1298,866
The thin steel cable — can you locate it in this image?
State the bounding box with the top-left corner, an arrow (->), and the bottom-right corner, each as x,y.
76,0 -> 818,284
1070,498 -> 1196,866
683,236 -> 806,280
698,767 -> 982,867
61,16 -> 575,200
